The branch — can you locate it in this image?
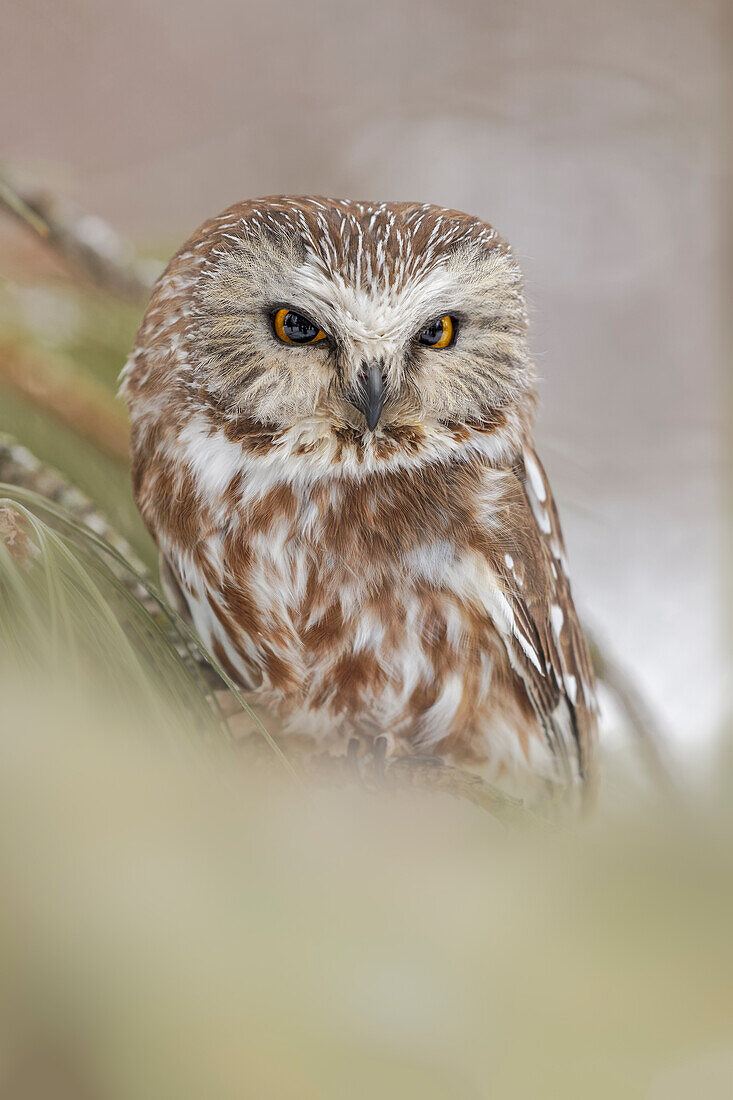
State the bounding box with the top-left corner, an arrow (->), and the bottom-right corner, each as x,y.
587,632 -> 677,793
0,175 -> 154,304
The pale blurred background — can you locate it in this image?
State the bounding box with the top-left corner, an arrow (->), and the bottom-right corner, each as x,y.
0,0 -> 728,754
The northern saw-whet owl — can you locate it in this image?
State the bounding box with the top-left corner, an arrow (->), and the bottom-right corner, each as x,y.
122,197 -> 598,799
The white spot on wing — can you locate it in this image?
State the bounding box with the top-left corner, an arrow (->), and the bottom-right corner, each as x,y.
524,451 -> 547,502
550,604 -> 564,640
530,500 -> 552,534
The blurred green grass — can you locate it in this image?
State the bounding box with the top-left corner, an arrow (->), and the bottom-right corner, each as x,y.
0,262 -> 156,568
0,489 -> 217,729
0,674 -> 731,1100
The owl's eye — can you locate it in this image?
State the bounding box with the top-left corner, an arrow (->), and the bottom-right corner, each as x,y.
414,315 -> 455,349
273,308 -> 327,345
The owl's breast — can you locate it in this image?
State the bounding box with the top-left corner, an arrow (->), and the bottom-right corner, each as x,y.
154,457 -> 552,783
179,470 -> 510,755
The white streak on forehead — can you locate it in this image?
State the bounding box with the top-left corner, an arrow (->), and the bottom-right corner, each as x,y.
292,252 -> 457,344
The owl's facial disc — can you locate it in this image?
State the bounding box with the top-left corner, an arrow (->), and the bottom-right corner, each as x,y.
190,199 -> 535,436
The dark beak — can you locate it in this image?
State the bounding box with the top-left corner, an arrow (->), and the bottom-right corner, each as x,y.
351,363 -> 386,431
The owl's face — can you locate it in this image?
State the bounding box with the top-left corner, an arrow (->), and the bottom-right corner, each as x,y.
189,198 -> 535,436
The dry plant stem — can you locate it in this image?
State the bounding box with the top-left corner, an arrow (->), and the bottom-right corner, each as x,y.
0,175 -> 152,304
0,342 -> 130,463
0,504 -> 33,564
588,635 -> 678,793
0,436 -> 146,574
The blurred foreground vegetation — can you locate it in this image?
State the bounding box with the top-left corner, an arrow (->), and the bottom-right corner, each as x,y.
1,667 -> 732,1099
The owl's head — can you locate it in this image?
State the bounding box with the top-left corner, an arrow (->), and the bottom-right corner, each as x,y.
149,198 -> 536,450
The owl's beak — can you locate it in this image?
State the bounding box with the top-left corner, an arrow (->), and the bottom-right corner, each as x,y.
352,362 -> 386,431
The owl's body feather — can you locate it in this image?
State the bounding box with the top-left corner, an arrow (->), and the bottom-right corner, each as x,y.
122,197 -> 597,796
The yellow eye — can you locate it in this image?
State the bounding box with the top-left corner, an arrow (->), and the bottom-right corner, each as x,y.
273,308 -> 327,345
415,315 -> 455,349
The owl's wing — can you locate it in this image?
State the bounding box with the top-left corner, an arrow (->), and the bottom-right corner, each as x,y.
486,447 -> 598,785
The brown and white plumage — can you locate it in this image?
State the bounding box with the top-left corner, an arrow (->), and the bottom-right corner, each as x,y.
121,196 -> 597,798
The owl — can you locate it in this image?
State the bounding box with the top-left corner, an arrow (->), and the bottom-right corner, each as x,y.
121,197 -> 598,799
